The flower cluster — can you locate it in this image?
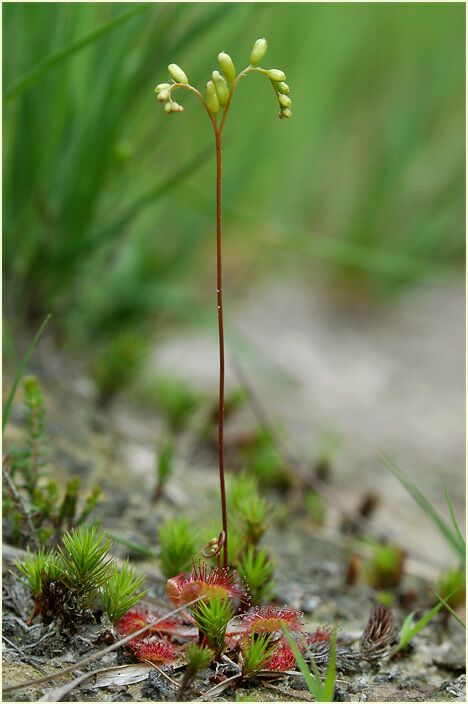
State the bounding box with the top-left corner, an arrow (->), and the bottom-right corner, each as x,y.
154,37 -> 291,120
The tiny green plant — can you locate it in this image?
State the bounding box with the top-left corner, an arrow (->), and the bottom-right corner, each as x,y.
362,538 -> 406,590
14,525 -> 146,628
3,376 -> 101,547
90,331 -> 146,404
158,517 -> 198,578
240,633 -> 275,678
177,643 -> 214,700
155,38 -> 290,568
149,377 -> 202,433
238,545 -> 274,605
394,589 -> 459,653
244,428 -> 291,490
15,545 -> 61,599
101,559 -> 148,622
283,627 -> 338,702
228,474 -> 271,548
153,437 -> 174,502
192,594 -> 234,659
58,524 -> 113,605
305,490 -> 327,527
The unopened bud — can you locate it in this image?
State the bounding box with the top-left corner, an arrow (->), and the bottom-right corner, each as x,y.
168,63 -> 188,84
268,68 -> 286,82
155,83 -> 171,93
206,81 -> 220,115
250,37 -> 267,65
218,52 -> 236,85
212,70 -> 229,107
164,102 -> 173,114
278,94 -> 291,109
157,90 -> 170,102
277,82 -> 290,95
279,107 -> 292,119
172,102 -> 184,112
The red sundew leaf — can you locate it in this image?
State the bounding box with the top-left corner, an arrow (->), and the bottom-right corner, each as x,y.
166,563 -> 249,607
239,606 -> 303,634
130,637 -> 179,664
306,626 -> 333,645
265,641 -> 297,671
117,608 -> 195,642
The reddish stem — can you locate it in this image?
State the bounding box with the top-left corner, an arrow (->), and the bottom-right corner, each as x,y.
215,127 -> 228,569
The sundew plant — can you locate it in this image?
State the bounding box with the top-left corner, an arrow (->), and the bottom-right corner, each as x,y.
155,38 -> 291,568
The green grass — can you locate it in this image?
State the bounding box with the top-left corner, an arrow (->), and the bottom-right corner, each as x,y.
3,2 -> 464,365
283,628 -> 337,702
383,455 -> 465,569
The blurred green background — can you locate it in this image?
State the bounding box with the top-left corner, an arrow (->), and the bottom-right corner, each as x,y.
3,2 -> 465,390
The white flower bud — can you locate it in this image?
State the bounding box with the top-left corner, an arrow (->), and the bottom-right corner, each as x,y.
278,94 -> 291,109
206,80 -> 220,115
164,102 -> 173,113
212,70 -> 229,107
168,63 -> 188,84
276,82 -> 290,95
279,107 -> 292,119
250,38 -> 267,65
155,83 -> 171,93
157,90 -> 170,102
268,69 -> 286,82
218,52 -> 236,85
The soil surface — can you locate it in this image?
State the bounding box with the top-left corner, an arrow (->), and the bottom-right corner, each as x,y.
2,280 -> 465,701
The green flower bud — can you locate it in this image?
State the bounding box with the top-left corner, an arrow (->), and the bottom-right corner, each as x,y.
277,82 -> 290,95
212,70 -> 229,107
157,90 -> 170,102
279,107 -> 292,119
164,102 -> 173,114
250,37 -> 267,65
206,81 -> 220,115
155,83 -> 171,93
278,94 -> 291,109
168,63 -> 188,84
218,52 -> 236,85
267,69 -> 286,82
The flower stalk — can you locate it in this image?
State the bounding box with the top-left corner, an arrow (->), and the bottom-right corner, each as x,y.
155,40 -> 291,569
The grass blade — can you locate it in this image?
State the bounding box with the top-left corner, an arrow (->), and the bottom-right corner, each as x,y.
106,533 -> 159,560
396,588 -> 459,651
396,601 -> 444,651
322,629 -> 337,701
382,454 -> 465,566
2,314 -> 51,433
431,589 -> 466,630
282,630 -> 321,698
443,485 -> 466,552
3,4 -> 150,103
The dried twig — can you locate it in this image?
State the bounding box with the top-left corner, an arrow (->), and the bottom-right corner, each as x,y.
2,635 -> 47,674
145,660 -> 180,688
261,681 -> 313,701
38,667 -> 111,702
